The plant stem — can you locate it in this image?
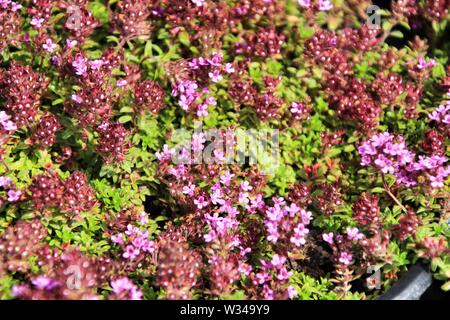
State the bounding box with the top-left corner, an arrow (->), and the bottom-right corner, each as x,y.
381,173 -> 407,213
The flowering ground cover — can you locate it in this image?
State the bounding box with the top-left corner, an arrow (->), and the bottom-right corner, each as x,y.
0,0 -> 450,300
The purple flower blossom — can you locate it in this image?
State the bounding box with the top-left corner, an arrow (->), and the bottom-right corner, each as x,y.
116,79 -> 128,87
338,251 -> 353,266
30,17 -> 45,28
208,69 -> 223,82
111,233 -> 124,245
72,54 -> 88,77
417,56 -> 436,70
11,1 -> 21,11
7,189 -> 21,202
182,182 -> 195,196
42,39 -> 57,53
66,39 -> 78,49
429,102 -> 450,125
322,232 -> 334,245
89,59 -> 105,70
0,111 -> 17,132
346,227 -> 364,241
240,181 -> 253,192
0,0 -> 10,9
297,0 -> 311,8
191,0 -> 205,7
71,94 -> 82,104
111,277 -> 143,300
194,196 -> 209,209
0,176 -> 12,189
155,144 -> 175,162
225,63 -> 235,74
122,245 -> 140,260
220,171 -> 235,186
196,103 -> 208,117
32,276 -> 57,290
287,286 -> 298,299
319,0 -> 333,11
139,212 -> 149,225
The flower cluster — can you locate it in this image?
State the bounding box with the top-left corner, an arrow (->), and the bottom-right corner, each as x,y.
110,212 -> 156,266
359,131 -> 450,189
30,113 -> 62,149
109,277 -> 143,300
312,182 -> 343,216
0,0 -> 22,52
170,52 -> 232,117
393,209 -> 421,242
248,254 -> 298,299
95,122 -> 131,163
111,0 -> 154,38
156,237 -> 203,300
12,249 -> 114,300
289,102 -> 312,122
353,193 -> 381,231
28,171 -> 96,216
422,129 -> 445,156
134,80 -> 165,114
429,101 -> 450,136
0,220 -> 47,277
0,175 -> 22,206
0,62 -> 48,126
298,0 -> 333,12
236,27 -> 285,59
264,198 -> 313,254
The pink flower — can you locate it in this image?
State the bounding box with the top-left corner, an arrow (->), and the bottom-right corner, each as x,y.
72,54 -> 87,77
116,79 -> 128,87
297,0 -> 311,8
30,17 -> 45,28
0,0 -> 11,9
71,94 -> 82,103
182,182 -> 195,196
32,276 -> 57,290
287,286 -> 298,299
276,267 -> 292,280
322,232 -> 334,245
111,277 -> 143,300
196,103 -> 209,117
7,189 -> 21,202
139,212 -> 149,225
191,0 -> 205,6
225,63 -> 235,74
240,181 -> 253,191
89,59 -> 105,70
417,56 -> 436,70
319,0 -> 333,11
42,39 -> 57,53
11,1 -> 21,11
271,254 -> 286,268
208,69 -> 223,82
194,196 -> 209,209
220,171 -> 235,186
338,251 -> 353,266
66,39 -> 78,49
0,176 -> 12,189
346,227 -> 364,241
111,233 -> 124,245
122,245 -> 139,260
155,144 -> 174,161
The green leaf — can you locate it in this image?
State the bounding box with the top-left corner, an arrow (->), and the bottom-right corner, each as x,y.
118,115 -> 132,123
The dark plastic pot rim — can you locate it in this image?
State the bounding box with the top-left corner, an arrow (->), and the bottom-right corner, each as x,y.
378,264 -> 432,300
